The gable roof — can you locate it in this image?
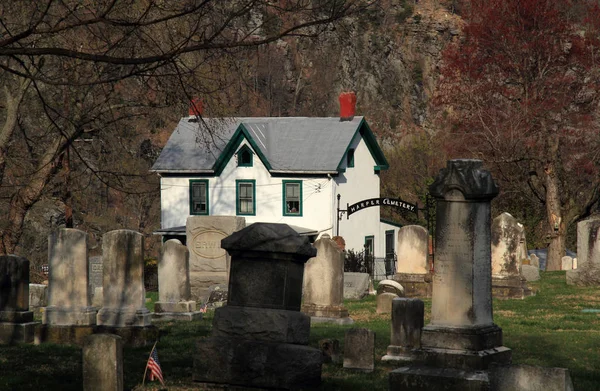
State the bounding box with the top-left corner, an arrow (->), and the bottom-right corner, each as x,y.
151,116 -> 389,174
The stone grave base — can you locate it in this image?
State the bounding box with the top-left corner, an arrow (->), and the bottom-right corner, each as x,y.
392,273 -> 432,298
35,324 -> 95,345
94,325 -> 159,347
566,267 -> 600,286
491,276 -> 535,299
152,312 -> 203,322
96,308 -> 152,327
382,345 -> 421,362
43,306 -> 97,326
309,316 -> 354,325
0,321 -> 38,344
389,366 -> 490,391
301,304 -> 353,325
211,306 -> 310,344
193,336 -> 322,390
154,300 -> 197,312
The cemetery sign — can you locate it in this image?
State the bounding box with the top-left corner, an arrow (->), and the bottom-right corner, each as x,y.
347,197 -> 417,217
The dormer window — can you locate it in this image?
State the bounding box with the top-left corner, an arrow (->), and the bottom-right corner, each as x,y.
237,145 -> 253,167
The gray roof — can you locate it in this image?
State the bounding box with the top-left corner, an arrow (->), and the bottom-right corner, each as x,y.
152,116 -> 387,174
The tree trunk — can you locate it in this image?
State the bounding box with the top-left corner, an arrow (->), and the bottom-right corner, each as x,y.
0,138 -> 64,254
545,132 -> 564,271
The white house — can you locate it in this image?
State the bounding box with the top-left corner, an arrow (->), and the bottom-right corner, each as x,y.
151,98 -> 405,260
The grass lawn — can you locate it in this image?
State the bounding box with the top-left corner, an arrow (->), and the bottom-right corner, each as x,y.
1,271 -> 599,390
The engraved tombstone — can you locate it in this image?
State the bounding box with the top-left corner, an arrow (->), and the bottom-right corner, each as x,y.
96,230 -> 152,327
343,328 -> 375,372
0,255 -> 37,344
83,334 -> 124,391
567,216 -> 600,286
89,256 -> 103,299
193,223 -> 323,390
302,234 -> 352,324
382,297 -> 424,361
154,239 -> 202,321
491,213 -> 534,299
186,216 -> 245,301
390,160 -> 512,390
393,225 -> 431,297
44,228 -> 97,326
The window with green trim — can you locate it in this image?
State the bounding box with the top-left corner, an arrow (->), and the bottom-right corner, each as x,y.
283,180 -> 302,216
236,180 -> 255,216
190,179 -> 209,215
237,145 -> 253,167
347,148 -> 355,168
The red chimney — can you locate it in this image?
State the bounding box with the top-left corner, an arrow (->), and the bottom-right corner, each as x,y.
339,92 -> 356,121
189,98 -> 203,116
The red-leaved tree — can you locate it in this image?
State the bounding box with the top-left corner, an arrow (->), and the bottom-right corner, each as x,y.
436,0 -> 600,270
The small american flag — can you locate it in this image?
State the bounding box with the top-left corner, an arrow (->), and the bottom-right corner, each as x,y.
199,303 -> 207,313
146,346 -> 165,385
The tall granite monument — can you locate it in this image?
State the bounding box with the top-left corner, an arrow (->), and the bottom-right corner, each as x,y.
390,159 -> 511,390
194,223 -> 322,389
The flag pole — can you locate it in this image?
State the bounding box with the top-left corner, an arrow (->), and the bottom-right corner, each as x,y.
142,340 -> 159,387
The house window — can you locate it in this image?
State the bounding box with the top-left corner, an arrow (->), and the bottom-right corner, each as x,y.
189,179 -> 209,215
347,148 -> 355,168
283,180 -> 302,216
236,180 -> 255,216
237,145 -> 253,167
364,235 -> 374,258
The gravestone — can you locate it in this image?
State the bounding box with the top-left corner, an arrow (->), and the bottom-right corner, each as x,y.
489,364 -> 574,391
393,225 -> 432,297
29,284 -> 47,318
154,239 -> 202,321
82,334 -> 123,391
383,297 -> 424,361
92,287 -> 103,308
561,256 -> 573,271
44,229 -> 97,326
530,254 -> 540,268
95,230 -> 157,346
0,255 -> 38,344
390,159 -> 511,390
186,216 -> 245,301
491,213 -> 534,299
376,292 -> 398,314
567,217 -> 600,286
573,258 -> 577,269
201,284 -> 228,309
521,265 -> 540,282
302,234 -> 352,324
516,223 -> 529,263
377,279 -> 405,297
193,223 -> 322,390
343,272 -> 370,299
88,256 -> 103,300
343,328 -> 375,372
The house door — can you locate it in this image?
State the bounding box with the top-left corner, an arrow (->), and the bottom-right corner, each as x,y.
385,230 -> 395,276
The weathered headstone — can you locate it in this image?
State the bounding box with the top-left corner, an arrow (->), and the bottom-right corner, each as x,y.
491,213 -> 534,299
96,230 -> 151,327
154,239 -> 202,321
573,258 -> 577,269
92,287 -> 103,308
516,223 -> 529,263
567,217 -> 600,286
521,265 -> 540,282
88,256 -> 103,300
561,256 -> 573,271
343,328 -> 375,372
383,297 -> 424,361
44,229 -> 97,326
29,283 -> 47,318
489,364 -> 574,391
390,159 -> 511,389
393,225 -> 432,297
343,272 -> 370,299
377,279 -> 405,297
0,255 -> 38,344
530,254 -> 540,268
193,223 -> 322,390
186,216 -> 245,301
201,284 -> 228,309
302,234 -> 352,324
376,292 -> 398,314
82,334 -> 124,391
